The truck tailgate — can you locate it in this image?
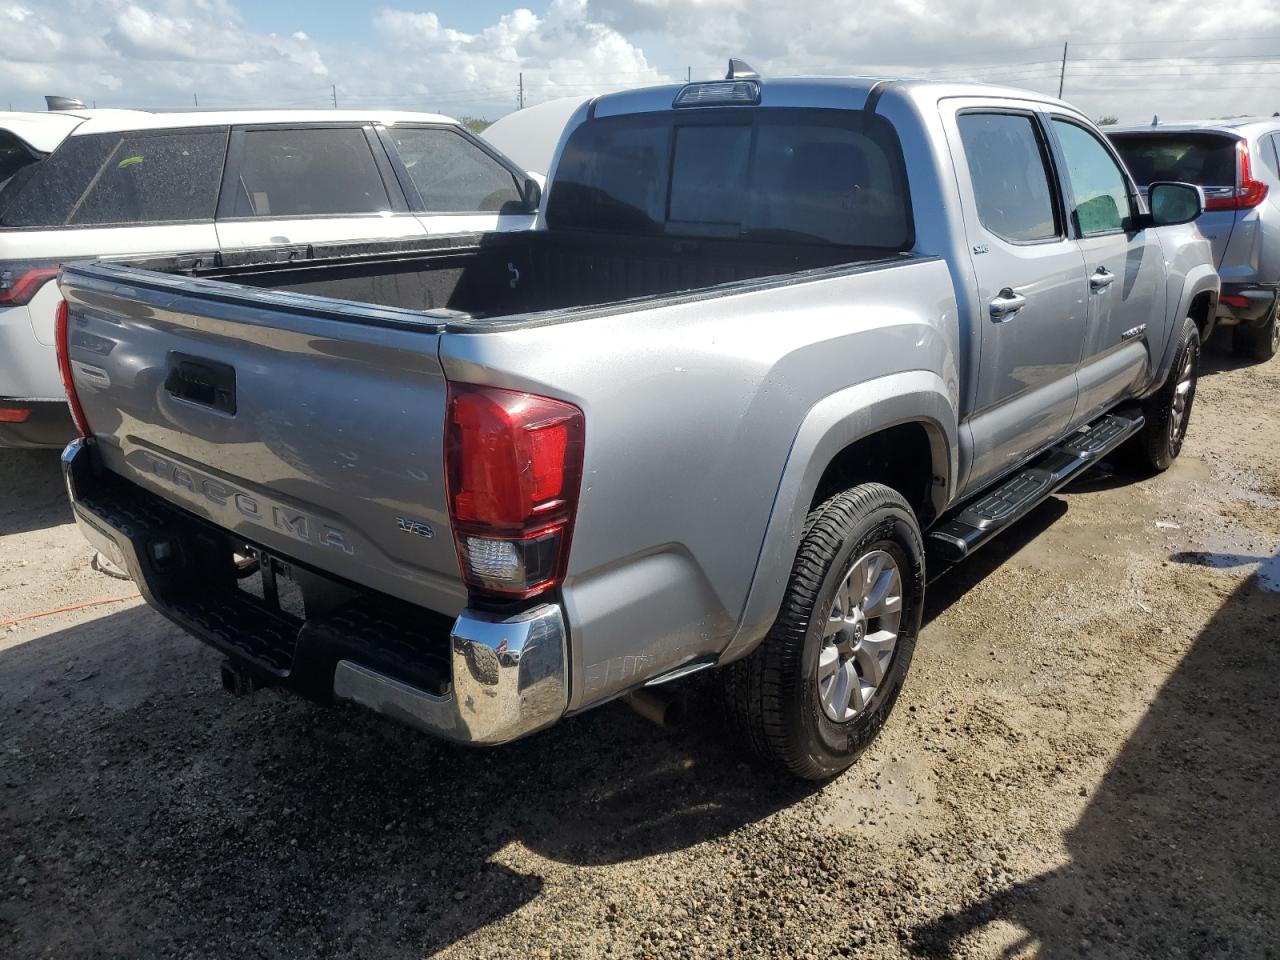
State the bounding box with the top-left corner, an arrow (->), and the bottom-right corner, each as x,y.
59,263 -> 467,616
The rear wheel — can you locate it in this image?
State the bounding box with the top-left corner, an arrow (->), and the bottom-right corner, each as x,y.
1233,300 -> 1280,362
719,483 -> 925,780
1131,316 -> 1200,472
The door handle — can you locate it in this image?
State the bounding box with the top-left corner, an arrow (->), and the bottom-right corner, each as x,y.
1090,266 -> 1117,291
989,288 -> 1027,321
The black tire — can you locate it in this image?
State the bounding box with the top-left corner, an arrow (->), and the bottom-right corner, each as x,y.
1233,301 -> 1280,362
1132,316 -> 1200,472
719,483 -> 925,780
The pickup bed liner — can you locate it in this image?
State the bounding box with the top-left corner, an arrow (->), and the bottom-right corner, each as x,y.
119,230 -> 907,326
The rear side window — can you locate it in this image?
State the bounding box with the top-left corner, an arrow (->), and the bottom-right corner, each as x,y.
547,110 -> 913,248
957,113 -> 1059,243
228,127 -> 390,218
388,127 -> 523,212
1259,134 -> 1280,180
71,130 -> 227,225
0,129 -> 227,228
1109,133 -> 1237,188
1052,120 -> 1132,236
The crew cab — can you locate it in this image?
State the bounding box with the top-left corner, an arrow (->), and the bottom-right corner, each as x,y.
58,69 -> 1217,779
0,105 -> 539,447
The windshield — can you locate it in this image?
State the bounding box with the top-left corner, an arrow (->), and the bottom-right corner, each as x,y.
1109,132 -> 1237,188
547,109 -> 913,249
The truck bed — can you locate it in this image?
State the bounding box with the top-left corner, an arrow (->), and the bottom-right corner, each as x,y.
119,229 -> 902,324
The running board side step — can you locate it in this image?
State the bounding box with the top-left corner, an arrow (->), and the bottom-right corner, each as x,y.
928,412 -> 1144,565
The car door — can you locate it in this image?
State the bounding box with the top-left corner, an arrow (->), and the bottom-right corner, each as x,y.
378,124 -> 537,234
1049,116 -> 1166,424
945,105 -> 1088,496
214,124 -> 425,249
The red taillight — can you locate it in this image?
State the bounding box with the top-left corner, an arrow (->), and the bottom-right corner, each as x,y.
445,383 -> 584,599
55,299 -> 90,437
0,266 -> 59,306
0,408 -> 30,423
1204,140 -> 1268,211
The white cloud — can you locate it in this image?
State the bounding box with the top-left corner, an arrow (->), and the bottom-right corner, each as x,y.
0,0 -> 1277,122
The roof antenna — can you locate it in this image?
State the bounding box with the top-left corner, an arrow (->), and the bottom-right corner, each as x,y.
1151,114 -> 1159,126
46,95 -> 86,112
726,59 -> 759,80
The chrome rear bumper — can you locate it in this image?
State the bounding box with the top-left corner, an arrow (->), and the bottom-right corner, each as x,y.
63,438 -> 569,745
332,603 -> 567,745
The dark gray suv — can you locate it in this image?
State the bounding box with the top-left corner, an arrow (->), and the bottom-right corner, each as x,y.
1111,119 -> 1280,359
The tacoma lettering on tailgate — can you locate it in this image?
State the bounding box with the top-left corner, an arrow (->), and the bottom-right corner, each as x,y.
135,451 -> 354,555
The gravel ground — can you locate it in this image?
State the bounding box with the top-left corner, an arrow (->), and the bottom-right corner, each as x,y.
1,342 -> 1277,960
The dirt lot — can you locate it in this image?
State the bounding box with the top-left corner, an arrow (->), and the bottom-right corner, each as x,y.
1,344 -> 1277,960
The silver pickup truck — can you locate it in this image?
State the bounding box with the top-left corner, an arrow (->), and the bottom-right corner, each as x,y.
58,70 -> 1218,779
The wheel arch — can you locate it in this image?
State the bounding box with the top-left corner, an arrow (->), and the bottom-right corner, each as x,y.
717,370 -> 957,666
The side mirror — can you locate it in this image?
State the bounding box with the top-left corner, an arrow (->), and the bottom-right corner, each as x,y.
1144,181 -> 1205,227
523,176 -> 543,210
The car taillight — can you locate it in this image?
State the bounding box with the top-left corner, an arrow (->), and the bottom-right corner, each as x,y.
445,383 -> 584,599
55,299 -> 91,437
1204,140 -> 1269,211
0,265 -> 59,306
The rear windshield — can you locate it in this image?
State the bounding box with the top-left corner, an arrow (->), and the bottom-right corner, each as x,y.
0,132 -> 41,202
1109,133 -> 1237,187
547,109 -> 913,249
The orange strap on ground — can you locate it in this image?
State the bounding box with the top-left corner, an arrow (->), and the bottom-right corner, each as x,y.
0,594 -> 140,629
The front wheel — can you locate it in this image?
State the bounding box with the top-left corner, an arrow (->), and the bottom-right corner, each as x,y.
1131,316 -> 1200,472
718,483 -> 925,780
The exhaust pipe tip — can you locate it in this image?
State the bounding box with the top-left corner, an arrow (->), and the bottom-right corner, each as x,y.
220,660 -> 262,698
623,688 -> 686,730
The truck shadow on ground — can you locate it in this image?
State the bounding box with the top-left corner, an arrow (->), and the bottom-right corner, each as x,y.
910,554 -> 1280,958
0,449 -> 69,536
0,601 -> 818,958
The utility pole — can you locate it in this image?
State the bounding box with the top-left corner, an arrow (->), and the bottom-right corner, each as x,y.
518,72 -> 524,110
687,66 -> 691,82
193,92 -> 199,107
1057,41 -> 1068,99
331,84 -> 338,109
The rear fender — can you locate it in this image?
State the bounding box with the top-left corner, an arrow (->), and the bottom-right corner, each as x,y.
717,370 -> 957,665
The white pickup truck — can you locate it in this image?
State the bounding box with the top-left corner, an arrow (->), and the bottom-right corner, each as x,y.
58,69 -> 1217,778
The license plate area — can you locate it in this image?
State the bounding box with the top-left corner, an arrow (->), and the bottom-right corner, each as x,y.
235,548 -> 306,622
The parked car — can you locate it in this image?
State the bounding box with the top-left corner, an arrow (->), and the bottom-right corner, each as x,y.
0,106 -> 540,447
1109,119 -> 1280,359
482,97 -> 589,186
58,70 -> 1217,779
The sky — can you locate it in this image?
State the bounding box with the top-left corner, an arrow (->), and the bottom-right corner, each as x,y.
2,0 -> 1280,124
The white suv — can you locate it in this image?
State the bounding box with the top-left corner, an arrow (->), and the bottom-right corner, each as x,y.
0,107 -> 540,447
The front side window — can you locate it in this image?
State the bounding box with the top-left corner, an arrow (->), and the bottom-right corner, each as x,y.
1052,120 -> 1132,236
957,113 -> 1058,243
389,127 -> 522,212
547,111 -> 913,248
2,130 -> 227,228
229,127 -> 390,218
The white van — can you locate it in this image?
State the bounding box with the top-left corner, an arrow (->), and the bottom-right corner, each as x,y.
0,107 -> 540,447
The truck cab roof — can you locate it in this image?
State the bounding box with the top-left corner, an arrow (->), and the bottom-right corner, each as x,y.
587,75 -> 1076,118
